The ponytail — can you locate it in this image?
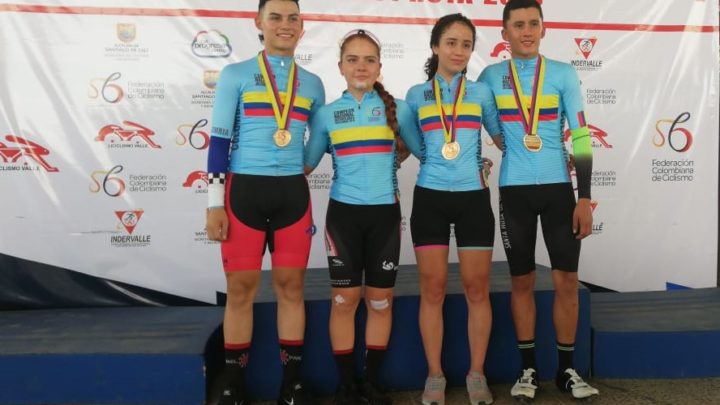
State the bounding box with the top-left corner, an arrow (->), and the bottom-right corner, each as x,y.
373,82 -> 398,136
424,54 -> 439,81
374,82 -> 409,166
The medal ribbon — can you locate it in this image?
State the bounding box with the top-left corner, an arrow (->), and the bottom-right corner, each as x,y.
508,55 -> 545,136
433,75 -> 465,144
258,51 -> 298,131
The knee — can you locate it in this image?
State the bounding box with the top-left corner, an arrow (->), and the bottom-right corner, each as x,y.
511,274 -> 535,296
422,280 -> 447,306
463,282 -> 489,306
554,274 -> 579,299
225,275 -> 258,308
274,277 -> 304,303
332,292 -> 360,315
366,297 -> 393,316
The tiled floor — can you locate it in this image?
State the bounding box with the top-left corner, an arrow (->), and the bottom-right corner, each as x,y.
253,377 -> 720,404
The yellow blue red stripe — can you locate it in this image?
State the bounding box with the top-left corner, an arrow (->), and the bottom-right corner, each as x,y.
242,91 -> 312,122
330,125 -> 394,156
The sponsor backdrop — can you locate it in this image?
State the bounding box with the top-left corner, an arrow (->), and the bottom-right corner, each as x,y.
0,1 -> 718,304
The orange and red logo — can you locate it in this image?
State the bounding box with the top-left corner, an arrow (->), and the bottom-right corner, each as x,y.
88,72 -> 124,103
90,165 -> 125,197
653,112 -> 693,153
96,121 -> 161,148
183,170 -> 209,189
115,210 -> 144,234
0,135 -> 59,172
489,42 -> 511,60
564,125 -> 612,149
176,119 -> 210,150
574,38 -> 597,60
590,200 -> 599,213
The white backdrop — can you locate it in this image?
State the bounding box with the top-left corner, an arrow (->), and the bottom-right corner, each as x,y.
1,0 -> 718,303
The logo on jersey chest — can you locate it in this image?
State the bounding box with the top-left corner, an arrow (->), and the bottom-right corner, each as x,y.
367,106 -> 385,123
334,108 -> 355,124
502,75 -> 512,90
254,74 -> 265,86
423,89 -> 434,102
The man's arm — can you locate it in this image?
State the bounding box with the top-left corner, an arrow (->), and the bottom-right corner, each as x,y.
561,65 -> 593,238
206,65 -> 241,241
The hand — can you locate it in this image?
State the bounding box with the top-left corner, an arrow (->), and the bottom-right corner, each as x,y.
567,153 -> 576,172
482,157 -> 494,178
573,198 -> 593,240
206,207 -> 229,241
396,138 -> 411,167
491,135 -> 505,152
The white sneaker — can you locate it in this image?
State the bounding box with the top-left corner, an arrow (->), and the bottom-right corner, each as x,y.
466,371 -> 493,404
556,368 -> 599,399
422,374 -> 446,405
510,368 -> 538,401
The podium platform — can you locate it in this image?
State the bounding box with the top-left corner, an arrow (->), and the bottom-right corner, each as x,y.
0,306 -> 223,405
591,287 -> 720,378
0,262 -> 591,404
212,263 -> 590,400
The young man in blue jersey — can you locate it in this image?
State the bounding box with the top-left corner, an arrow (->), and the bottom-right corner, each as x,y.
478,0 -> 599,401
205,1 -> 325,404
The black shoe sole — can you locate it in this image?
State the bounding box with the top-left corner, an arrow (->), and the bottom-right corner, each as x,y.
512,394 -> 534,403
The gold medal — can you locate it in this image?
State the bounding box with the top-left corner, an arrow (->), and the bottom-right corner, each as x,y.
523,134 -> 542,152
509,56 -> 547,154
441,142 -> 460,160
433,77 -> 465,161
274,129 -> 291,147
258,52 -> 298,148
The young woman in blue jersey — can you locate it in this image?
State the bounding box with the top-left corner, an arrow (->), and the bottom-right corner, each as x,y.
205,1 -> 325,404
304,30 -> 422,405
404,14 -> 501,405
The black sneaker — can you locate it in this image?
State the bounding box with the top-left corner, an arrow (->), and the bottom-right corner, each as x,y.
335,383 -> 366,405
361,381 -> 392,405
219,384 -> 250,405
556,368 -> 599,399
277,382 -> 313,405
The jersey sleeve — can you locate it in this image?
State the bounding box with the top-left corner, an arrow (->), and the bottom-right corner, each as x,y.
206,64 -> 241,208
304,107 -> 329,169
307,74 -> 326,127
477,66 -> 506,151
476,66 -> 491,89
403,85 -> 427,163
561,65 -> 593,199
396,99 -> 423,158
477,82 -> 502,138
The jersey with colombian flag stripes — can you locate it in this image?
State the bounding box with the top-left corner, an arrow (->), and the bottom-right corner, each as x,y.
305,90 -> 422,205
207,53 -> 325,176
405,73 -> 501,192
478,56 -> 592,198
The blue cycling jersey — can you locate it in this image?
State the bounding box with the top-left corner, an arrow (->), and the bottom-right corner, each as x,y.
207,52 -> 325,176
305,90 -> 422,205
405,72 -> 501,192
478,56 -> 592,197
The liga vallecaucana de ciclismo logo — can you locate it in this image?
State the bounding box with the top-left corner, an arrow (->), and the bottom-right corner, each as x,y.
0,135 -> 59,172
